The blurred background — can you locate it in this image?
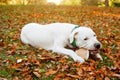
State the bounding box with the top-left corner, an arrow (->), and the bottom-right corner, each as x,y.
0,0 -> 120,7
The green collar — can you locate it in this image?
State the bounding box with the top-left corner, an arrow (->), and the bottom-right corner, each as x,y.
71,25 -> 79,48
71,38 -> 77,48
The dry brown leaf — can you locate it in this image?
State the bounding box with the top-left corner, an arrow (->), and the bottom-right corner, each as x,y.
66,74 -> 80,79
0,78 -> 8,80
112,74 -> 120,79
33,71 -> 41,77
105,77 -> 110,80
54,73 -> 66,80
13,76 -> 20,80
45,69 -> 58,76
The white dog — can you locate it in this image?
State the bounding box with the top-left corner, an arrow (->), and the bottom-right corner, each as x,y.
20,23 -> 102,63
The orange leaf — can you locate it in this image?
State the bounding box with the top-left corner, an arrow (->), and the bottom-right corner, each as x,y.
66,74 -> 80,79
54,73 -> 66,80
45,69 -> 58,76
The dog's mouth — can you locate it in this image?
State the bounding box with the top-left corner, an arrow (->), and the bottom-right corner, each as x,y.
89,50 -> 100,55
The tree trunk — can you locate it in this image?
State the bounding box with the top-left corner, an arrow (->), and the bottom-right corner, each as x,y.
105,0 -> 109,6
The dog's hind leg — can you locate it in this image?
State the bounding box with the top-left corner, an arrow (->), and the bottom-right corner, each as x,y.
20,32 -> 29,44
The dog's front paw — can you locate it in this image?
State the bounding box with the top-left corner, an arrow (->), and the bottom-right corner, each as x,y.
73,56 -> 85,63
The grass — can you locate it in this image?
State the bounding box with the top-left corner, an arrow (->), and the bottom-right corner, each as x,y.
0,5 -> 120,80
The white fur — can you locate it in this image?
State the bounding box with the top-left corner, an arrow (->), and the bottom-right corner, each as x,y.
21,23 -> 102,63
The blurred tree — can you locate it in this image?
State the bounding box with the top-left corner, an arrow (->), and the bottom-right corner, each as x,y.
61,0 -> 81,5
0,0 -> 120,7
111,0 -> 120,7
105,0 -> 109,6
0,0 -> 46,5
27,0 -> 46,5
81,0 -> 99,6
0,0 -> 9,4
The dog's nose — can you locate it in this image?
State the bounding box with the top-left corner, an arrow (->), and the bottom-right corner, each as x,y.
94,43 -> 101,49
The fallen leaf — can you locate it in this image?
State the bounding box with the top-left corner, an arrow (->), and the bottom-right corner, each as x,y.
112,74 -> 120,79
54,73 -> 66,80
33,71 -> 41,77
105,77 -> 110,80
66,74 -> 80,79
17,59 -> 23,63
0,78 -> 8,80
45,69 -> 58,76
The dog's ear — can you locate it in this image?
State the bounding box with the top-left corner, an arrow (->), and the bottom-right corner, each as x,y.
69,31 -> 78,43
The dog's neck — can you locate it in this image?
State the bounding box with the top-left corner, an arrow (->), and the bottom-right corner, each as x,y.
71,38 -> 77,48
71,25 -> 79,48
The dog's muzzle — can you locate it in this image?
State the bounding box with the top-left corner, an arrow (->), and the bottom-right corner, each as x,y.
94,43 -> 101,49
89,43 -> 101,55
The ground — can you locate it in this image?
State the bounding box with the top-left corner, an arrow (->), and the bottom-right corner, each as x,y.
0,5 -> 120,80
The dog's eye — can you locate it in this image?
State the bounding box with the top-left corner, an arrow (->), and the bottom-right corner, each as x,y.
84,37 -> 88,40
94,34 -> 96,37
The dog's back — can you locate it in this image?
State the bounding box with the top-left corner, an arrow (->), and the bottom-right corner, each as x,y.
20,23 -> 75,49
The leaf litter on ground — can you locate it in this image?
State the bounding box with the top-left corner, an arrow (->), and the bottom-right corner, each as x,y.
0,5 -> 120,80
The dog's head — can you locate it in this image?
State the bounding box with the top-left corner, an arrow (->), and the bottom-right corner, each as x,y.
69,27 -> 102,54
